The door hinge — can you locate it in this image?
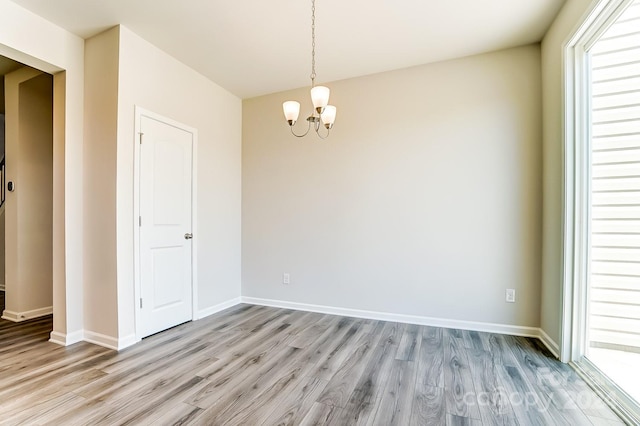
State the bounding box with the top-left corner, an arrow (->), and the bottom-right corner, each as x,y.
138,132 -> 144,144
140,298 -> 143,308
139,216 -> 142,227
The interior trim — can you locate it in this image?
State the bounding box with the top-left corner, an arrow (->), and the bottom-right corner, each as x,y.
49,329 -> 83,346
241,296 -> 559,357
196,297 -> 242,320
1,306 -> 52,322
572,358 -> 640,425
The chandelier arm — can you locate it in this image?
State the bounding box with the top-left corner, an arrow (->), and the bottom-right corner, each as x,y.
314,124 -> 330,140
290,119 -> 312,138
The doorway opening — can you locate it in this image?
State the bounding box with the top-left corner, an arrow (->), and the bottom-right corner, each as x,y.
0,55 -> 54,336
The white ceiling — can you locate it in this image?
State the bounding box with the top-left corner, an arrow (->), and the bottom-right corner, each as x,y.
8,0 -> 566,98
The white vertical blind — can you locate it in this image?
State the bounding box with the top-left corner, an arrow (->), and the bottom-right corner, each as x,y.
589,0 -> 640,349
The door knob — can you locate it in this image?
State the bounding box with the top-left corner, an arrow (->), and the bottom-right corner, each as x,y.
184,233 -> 193,240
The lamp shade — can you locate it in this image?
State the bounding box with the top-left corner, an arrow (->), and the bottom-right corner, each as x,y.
283,101 -> 301,125
321,105 -> 337,129
310,86 -> 330,112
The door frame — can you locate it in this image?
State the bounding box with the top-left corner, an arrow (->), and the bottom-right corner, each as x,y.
562,0 -> 640,422
561,0 -> 634,364
133,106 -> 198,341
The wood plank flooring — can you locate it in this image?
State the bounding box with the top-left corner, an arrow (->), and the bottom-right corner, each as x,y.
0,304 -> 627,425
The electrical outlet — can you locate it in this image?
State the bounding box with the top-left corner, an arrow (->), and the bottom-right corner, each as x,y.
283,273 -> 290,285
506,289 -> 516,303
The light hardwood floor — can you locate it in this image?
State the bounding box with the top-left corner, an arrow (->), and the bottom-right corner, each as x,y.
0,304 -> 626,425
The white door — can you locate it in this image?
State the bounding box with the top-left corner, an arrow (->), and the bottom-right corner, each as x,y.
139,114 -> 194,338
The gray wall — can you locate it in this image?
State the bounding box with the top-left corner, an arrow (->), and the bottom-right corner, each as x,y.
242,45 -> 543,328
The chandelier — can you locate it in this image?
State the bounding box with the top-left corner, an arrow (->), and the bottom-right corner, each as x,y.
282,0 -> 337,139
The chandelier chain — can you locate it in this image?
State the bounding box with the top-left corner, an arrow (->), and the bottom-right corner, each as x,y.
282,0 -> 335,138
310,0 -> 316,86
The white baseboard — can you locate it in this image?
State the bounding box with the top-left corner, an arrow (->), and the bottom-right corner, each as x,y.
196,297 -> 242,320
1,306 -> 52,322
116,333 -> 138,350
46,296 -> 244,351
48,331 -> 67,346
49,329 -> 84,346
43,296 -> 562,359
79,331 -> 116,350
49,329 -> 137,351
84,331 -> 138,351
538,328 -> 560,359
241,297 -> 540,338
241,297 -> 562,355
61,296 -> 244,350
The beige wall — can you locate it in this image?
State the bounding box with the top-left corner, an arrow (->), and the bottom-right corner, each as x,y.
0,76 -> 5,114
0,105 -> 3,290
117,26 -> 242,340
83,27 -> 119,337
0,208 -> 4,290
0,0 -> 582,347
540,0 -> 593,349
1,111 -> 4,153
3,68 -> 53,319
243,45 -> 543,328
0,0 -> 85,340
82,25 -> 242,344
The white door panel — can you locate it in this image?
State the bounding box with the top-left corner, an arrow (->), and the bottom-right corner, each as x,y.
139,114 -> 193,338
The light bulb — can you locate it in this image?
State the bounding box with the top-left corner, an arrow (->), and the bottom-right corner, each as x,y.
321,105 -> 337,129
310,86 -> 330,113
282,101 -> 301,126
